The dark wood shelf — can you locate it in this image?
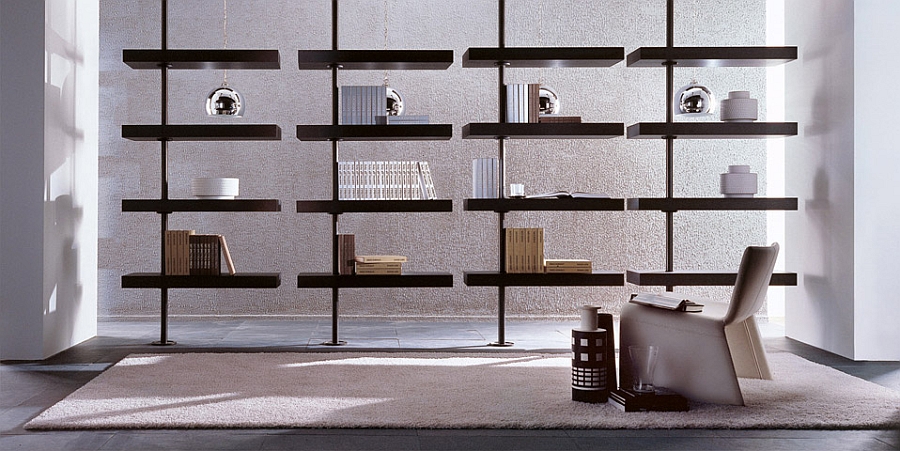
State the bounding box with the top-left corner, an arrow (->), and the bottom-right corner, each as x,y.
626,270 -> 797,287
463,47 -> 624,68
627,122 -> 797,139
296,199 -> 453,214
297,272 -> 453,288
465,197 -> 623,212
626,197 -> 797,212
626,46 -> 797,67
122,199 -> 281,213
123,49 -> 281,70
296,124 -> 452,141
463,123 -> 623,139
464,271 -> 624,287
297,50 -> 453,70
122,124 -> 282,141
122,272 -> 281,289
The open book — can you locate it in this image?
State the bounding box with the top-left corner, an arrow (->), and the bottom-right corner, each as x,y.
525,190 -> 609,199
630,293 -> 704,312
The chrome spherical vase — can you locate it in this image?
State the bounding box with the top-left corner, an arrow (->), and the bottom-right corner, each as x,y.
206,85 -> 245,117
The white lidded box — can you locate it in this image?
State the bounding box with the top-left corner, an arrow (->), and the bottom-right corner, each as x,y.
720,165 -> 757,198
720,91 -> 758,122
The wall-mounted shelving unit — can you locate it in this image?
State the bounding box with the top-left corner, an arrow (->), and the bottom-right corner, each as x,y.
293,0 -> 455,346
119,0 -> 283,345
624,0 -> 799,289
461,0 -> 626,346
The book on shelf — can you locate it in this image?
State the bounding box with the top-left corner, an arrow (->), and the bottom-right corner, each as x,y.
630,293 -> 704,312
505,228 -> 544,274
375,115 -> 430,125
218,235 -> 236,275
338,160 -> 436,200
337,234 -> 356,275
164,230 -> 194,275
189,234 -> 222,276
526,190 -> 610,199
354,255 -> 408,263
538,115 -> 582,123
544,258 -> 592,274
472,157 -> 499,199
355,261 -> 403,275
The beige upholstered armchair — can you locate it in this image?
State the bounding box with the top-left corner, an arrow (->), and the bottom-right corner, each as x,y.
619,243 -> 780,405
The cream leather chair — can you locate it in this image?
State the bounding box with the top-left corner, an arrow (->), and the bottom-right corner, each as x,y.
619,243 -> 779,405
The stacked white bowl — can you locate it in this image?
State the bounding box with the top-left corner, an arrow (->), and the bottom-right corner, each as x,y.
191,177 -> 239,199
719,90 -> 758,122
720,165 -> 757,198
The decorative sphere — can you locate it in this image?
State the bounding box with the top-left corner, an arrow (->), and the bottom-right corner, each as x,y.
206,85 -> 244,117
539,86 -> 560,115
675,82 -> 716,116
386,87 -> 404,116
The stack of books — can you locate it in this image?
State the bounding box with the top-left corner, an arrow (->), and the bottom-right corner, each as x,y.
164,230 -> 235,276
538,115 -> 582,123
354,255 -> 407,275
375,115 -> 430,125
505,83 -> 540,123
337,234 -> 355,275
505,228 -> 544,273
472,157 -> 499,198
338,160 -> 436,200
544,259 -> 592,274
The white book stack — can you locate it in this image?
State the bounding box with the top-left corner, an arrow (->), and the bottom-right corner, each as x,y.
341,85 -> 388,125
505,83 -> 540,123
471,157 -> 499,198
337,161 -> 436,200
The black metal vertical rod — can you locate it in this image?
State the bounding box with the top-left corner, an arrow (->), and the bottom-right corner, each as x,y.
155,0 -> 174,345
325,0 -> 345,346
491,0 -> 511,346
665,0 -> 675,290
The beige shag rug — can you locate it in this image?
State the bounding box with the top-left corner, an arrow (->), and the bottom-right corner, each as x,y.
26,352 -> 900,430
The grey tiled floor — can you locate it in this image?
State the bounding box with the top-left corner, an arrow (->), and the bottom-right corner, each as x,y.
2,319 -> 899,450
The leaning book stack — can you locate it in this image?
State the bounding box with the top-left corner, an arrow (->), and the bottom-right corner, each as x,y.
544,259 -> 592,274
354,255 -> 407,275
505,228 -> 544,274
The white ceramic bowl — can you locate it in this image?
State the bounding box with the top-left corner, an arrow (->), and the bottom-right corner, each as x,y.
191,177 -> 239,199
720,172 -> 757,197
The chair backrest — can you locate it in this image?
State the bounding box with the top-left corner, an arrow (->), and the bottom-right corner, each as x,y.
723,243 -> 780,326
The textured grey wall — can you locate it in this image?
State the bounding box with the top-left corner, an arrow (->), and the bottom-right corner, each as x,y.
99,0 -> 769,319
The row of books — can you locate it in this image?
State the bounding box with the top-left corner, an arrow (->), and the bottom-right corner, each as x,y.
337,233 -> 408,275
164,230 -> 235,276
472,157 -> 499,198
505,227 -> 545,273
338,160 -> 436,200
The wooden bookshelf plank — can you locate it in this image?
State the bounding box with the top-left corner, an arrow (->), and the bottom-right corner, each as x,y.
463,271 -> 624,287
626,197 -> 797,212
296,199 -> 452,214
463,123 -> 623,139
626,270 -> 797,286
464,197 -> 624,212
122,124 -> 282,141
122,199 -> 281,213
297,50 -> 453,70
297,273 -> 453,288
627,122 -> 797,139
296,124 -> 452,141
463,47 -> 624,68
122,273 -> 281,289
123,49 -> 281,70
626,46 -> 797,67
